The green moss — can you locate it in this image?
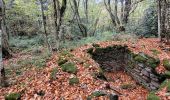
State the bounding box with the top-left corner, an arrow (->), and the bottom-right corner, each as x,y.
146,58 -> 160,69
61,62 -> 77,74
167,83 -> 170,93
163,59 -> 170,70
159,79 -> 170,90
50,68 -> 58,80
5,93 -> 21,100
134,55 -> 147,63
92,43 -> 100,48
58,58 -> 68,66
60,50 -> 73,57
69,77 -> 79,85
147,93 -> 160,100
88,91 -> 106,99
150,49 -> 161,56
120,84 -> 133,89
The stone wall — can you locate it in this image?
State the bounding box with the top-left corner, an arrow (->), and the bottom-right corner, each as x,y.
88,45 -> 165,91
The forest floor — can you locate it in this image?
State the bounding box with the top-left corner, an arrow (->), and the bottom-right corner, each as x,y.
1,38 -> 170,100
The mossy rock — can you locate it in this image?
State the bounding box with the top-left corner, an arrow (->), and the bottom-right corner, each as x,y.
120,84 -> 133,89
92,43 -> 100,48
163,59 -> 170,70
146,58 -> 160,69
87,91 -> 107,99
61,62 -> 77,74
5,93 -> 21,100
167,82 -> 170,92
60,50 -> 74,57
134,54 -> 147,63
163,71 -> 170,78
58,58 -> 68,66
147,93 -> 160,100
69,77 -> 79,85
50,68 -> 58,80
86,48 -> 94,54
150,49 -> 161,56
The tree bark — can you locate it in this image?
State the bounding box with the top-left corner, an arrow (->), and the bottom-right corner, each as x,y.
39,0 -> 52,53
53,0 -> 67,50
0,0 -> 8,87
158,0 -> 162,41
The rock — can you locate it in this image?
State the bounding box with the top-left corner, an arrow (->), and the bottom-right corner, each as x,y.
109,93 -> 118,100
142,76 -> 150,82
134,68 -> 141,73
138,63 -> 145,68
141,69 -> 149,77
150,73 -> 157,79
151,81 -> 160,88
151,77 -> 159,82
150,85 -> 157,90
145,67 -> 152,72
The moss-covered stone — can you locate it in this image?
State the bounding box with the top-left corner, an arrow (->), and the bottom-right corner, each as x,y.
163,59 -> 170,70
150,49 -> 161,56
50,68 -> 58,80
69,77 -> 79,85
92,43 -> 100,48
146,58 -> 160,69
61,62 -> 77,74
134,55 -> 147,63
120,84 -> 133,89
88,91 -> 107,99
5,93 -> 21,100
58,58 -> 68,66
167,82 -> 170,92
147,93 -> 160,100
86,48 -> 94,54
163,71 -> 170,78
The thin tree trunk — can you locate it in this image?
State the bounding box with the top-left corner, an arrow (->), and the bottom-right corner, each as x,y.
158,0 -> 162,41
39,0 -> 52,53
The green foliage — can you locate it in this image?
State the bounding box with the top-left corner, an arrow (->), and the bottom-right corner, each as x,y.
60,62 -> 77,74
5,93 -> 21,100
147,93 -> 160,100
163,59 -> 170,70
69,77 -> 79,85
120,84 -> 133,89
50,68 -> 58,80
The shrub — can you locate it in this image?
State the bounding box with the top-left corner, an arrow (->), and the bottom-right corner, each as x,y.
5,93 -> 21,100
163,59 -> 170,70
69,77 -> 79,85
60,62 -> 77,74
147,93 -> 160,100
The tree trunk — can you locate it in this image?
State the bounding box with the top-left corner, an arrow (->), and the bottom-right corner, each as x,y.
0,0 -> 9,87
158,0 -> 162,41
53,0 -> 67,50
39,0 -> 52,53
